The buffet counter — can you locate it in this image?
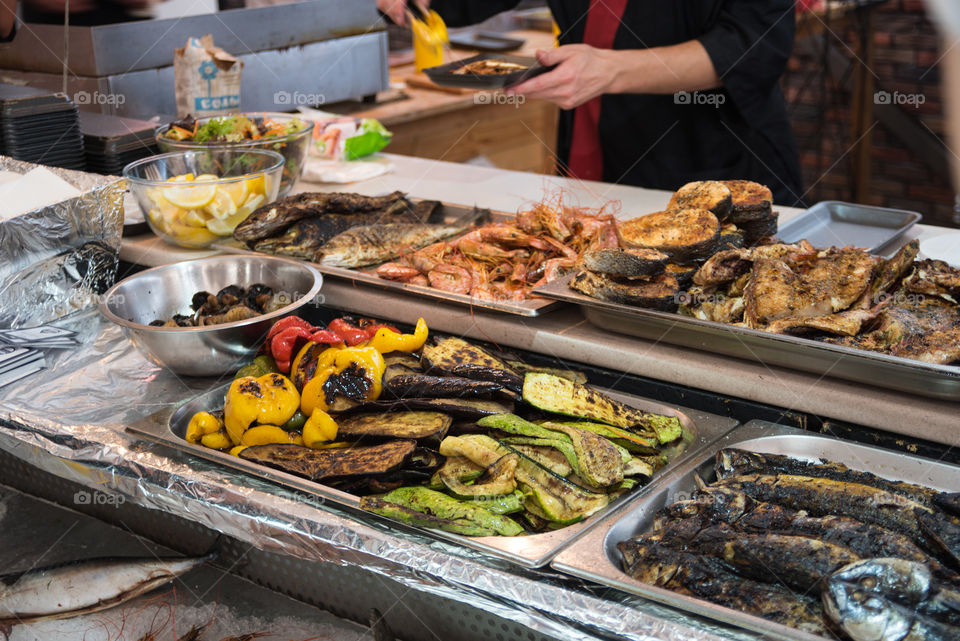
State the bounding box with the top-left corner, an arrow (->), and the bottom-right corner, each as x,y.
122,154 -> 960,446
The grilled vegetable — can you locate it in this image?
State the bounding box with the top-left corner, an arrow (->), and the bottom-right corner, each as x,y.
439,452 -> 518,497
368,317 -> 429,353
421,337 -> 523,391
464,490 -> 525,515
383,367 -> 503,399
302,409 -> 339,446
505,361 -> 587,384
223,373 -> 300,445
581,248 -> 669,278
372,487 -> 523,536
540,422 -> 623,488
239,440 -> 416,481
186,411 -> 223,443
521,372 -> 683,443
429,455 -> 485,488
335,411 -> 451,442
360,498 -> 500,536
241,424 -> 302,446
666,181 -> 733,221
618,208 -> 721,262
570,269 -> 680,312
346,397 -> 513,419
299,346 -> 386,415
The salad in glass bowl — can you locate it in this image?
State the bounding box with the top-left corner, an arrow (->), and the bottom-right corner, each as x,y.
156,114 -> 311,198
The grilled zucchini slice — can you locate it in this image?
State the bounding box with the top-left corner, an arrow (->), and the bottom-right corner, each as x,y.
570,269 -> 680,312
618,208 -> 721,263
741,211 -> 779,246
667,181 -> 733,220
721,180 -> 773,223
581,247 -> 668,277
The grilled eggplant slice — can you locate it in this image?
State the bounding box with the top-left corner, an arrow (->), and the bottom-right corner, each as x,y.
581,248 -> 668,278
618,209 -> 721,263
570,269 -> 680,312
740,212 -> 779,246
239,440 -> 416,481
421,337 -> 523,392
335,411 -> 451,442
721,180 -> 773,223
345,397 -> 513,420
383,365 -> 503,399
522,372 -> 683,443
667,181 -> 733,220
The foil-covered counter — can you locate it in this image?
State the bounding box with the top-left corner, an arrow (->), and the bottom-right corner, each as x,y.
0,311 -> 762,641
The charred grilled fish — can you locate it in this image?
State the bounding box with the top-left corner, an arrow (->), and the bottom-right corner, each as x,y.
234,191 -> 408,242
316,222 -> 468,268
824,558 -> 960,641
0,553 -> 210,625
617,538 -> 829,635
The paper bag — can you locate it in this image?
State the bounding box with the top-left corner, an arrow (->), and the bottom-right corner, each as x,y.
174,35 -> 243,118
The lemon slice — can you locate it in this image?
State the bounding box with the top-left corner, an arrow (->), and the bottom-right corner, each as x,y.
183,209 -> 210,227
219,180 -> 248,207
245,174 -> 266,196
166,173 -> 194,183
206,208 -> 251,235
195,173 -> 218,181
163,183 -> 217,210
238,193 -> 265,215
205,189 -> 238,220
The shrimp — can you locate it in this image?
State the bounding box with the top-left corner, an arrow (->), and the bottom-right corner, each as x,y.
376,262 -> 421,282
428,264 -> 472,294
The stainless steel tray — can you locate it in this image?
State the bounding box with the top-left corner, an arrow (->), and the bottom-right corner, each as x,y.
551,420 -> 960,641
215,201 -> 562,318
778,201 -> 921,253
127,384 -> 738,568
534,273 -> 960,400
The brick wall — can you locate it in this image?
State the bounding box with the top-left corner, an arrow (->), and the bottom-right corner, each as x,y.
783,0 -> 959,226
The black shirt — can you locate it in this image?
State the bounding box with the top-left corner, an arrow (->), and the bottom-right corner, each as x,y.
431,0 -> 803,205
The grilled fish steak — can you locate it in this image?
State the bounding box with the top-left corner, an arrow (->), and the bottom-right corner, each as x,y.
764,305 -> 887,336
234,191 -> 408,242
693,241 -> 814,288
570,269 -> 680,312
739,211 -> 779,246
316,222 -> 468,268
903,259 -> 960,303
239,440 -> 416,481
720,179 -> 773,222
617,539 -> 830,635
618,208 -> 721,262
824,558 -> 960,641
666,181 -> 733,221
581,247 -> 669,277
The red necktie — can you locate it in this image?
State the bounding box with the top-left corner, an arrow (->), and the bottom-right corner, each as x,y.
566,0 -> 629,181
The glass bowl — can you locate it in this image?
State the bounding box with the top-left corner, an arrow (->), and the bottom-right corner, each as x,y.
155,114 -> 312,198
124,149 -> 284,249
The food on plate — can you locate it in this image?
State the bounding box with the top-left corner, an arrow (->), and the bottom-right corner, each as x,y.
617,447 -> 960,639
311,116 -> 392,161
720,179 -> 774,222
143,172 -> 272,244
666,180 -> 733,221
581,248 -> 669,278
452,59 -> 529,75
150,284 -> 286,327
184,314 -> 687,536
570,269 -> 681,312
618,208 -> 721,263
316,221 -> 471,268
161,114 -> 307,144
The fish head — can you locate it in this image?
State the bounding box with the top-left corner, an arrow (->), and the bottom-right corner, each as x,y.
664,485 -> 751,521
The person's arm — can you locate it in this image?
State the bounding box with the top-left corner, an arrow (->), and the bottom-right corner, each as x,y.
0,0 -> 16,42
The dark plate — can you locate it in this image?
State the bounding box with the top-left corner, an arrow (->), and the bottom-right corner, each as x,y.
448,31 -> 525,53
423,54 -> 552,89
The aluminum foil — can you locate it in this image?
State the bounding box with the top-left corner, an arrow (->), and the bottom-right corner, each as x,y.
0,312 -> 758,641
0,157 -> 124,327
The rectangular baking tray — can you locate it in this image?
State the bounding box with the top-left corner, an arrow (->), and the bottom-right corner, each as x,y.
778,201 -> 921,253
215,201 -> 563,317
448,31 -> 525,53
423,54 -> 551,89
551,420 -> 960,641
127,383 -> 738,568
533,273 -> 960,400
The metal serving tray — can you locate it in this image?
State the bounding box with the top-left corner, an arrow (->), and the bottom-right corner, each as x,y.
778,201 -> 921,253
215,202 -> 563,317
127,384 -> 737,568
534,273 -> 960,400
552,420 -> 960,641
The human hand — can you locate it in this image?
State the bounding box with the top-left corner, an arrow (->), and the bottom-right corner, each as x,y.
377,0 -> 430,27
505,45 -> 618,110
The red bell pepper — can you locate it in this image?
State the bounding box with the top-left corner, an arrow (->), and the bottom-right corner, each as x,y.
327,318 -> 371,346
265,316 -> 314,344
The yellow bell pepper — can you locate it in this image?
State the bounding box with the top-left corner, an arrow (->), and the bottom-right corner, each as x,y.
229,445 -> 249,457
302,409 -> 339,448
241,424 -> 301,446
368,317 -> 428,354
300,346 -> 386,415
186,411 -> 223,443
224,373 -> 300,445
291,343 -> 343,391
201,431 -> 233,450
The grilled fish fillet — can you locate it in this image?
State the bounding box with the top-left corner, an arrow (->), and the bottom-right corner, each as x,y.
316,222 -> 468,268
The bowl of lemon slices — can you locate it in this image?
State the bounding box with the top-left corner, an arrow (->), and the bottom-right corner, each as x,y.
123,149 -> 284,248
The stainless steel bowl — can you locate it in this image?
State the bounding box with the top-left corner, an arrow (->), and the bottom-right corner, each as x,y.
100,255 -> 322,376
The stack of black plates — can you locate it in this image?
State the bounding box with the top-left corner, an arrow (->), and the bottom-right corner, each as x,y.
0,84 -> 85,170
80,111 -> 159,176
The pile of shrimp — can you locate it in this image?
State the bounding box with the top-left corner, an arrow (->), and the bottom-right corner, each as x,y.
375,195 -> 620,301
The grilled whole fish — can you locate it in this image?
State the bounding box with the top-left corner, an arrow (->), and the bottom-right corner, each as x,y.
316,222 -> 468,268
0,553 -> 210,625
688,522 -> 861,594
234,191 -> 408,242
823,558 -> 960,641
716,449 -> 943,510
935,492 -> 960,517
617,538 -> 830,635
